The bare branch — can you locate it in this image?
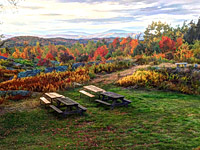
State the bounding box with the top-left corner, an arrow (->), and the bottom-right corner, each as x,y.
7,0 -> 20,6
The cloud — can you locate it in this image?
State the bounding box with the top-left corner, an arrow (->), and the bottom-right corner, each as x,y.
58,16 -> 138,24
40,13 -> 62,16
1,0 -> 200,37
20,6 -> 44,10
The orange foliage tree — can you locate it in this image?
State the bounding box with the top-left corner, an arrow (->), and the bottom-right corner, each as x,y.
12,47 -> 21,58
175,37 -> 183,49
120,38 -> 128,45
20,47 -> 29,59
130,39 -> 139,54
175,43 -> 193,61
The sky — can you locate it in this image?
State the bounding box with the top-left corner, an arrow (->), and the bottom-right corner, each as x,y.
0,0 -> 200,37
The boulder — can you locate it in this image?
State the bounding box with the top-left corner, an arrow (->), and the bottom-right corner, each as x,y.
72,62 -> 85,70
55,66 -> 68,72
6,90 -> 31,97
45,67 -> 55,73
18,69 -> 41,78
51,61 -> 60,65
0,90 -> 31,98
45,66 -> 68,73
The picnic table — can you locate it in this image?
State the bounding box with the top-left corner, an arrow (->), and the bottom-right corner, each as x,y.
96,91 -> 131,109
44,92 -> 87,116
175,62 -> 188,68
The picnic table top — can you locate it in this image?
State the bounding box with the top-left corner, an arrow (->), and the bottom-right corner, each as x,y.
101,91 -> 124,99
45,92 -> 64,99
84,85 -> 106,93
56,97 -> 78,106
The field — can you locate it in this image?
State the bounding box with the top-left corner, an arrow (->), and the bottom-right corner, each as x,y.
0,84 -> 200,150
0,18 -> 200,150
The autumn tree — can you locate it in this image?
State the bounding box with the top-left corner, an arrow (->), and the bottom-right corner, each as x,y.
171,21 -> 188,40
12,47 -> 21,58
130,39 -> 139,54
93,45 -> 108,61
144,21 -> 172,46
85,40 -> 96,57
112,37 -> 120,49
159,36 -> 176,53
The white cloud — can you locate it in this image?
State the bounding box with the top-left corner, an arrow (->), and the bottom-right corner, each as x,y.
1,0 -> 199,37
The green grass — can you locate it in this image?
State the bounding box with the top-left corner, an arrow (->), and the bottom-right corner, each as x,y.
0,85 -> 200,150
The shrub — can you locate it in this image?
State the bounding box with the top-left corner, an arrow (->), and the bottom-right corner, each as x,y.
118,68 -> 200,95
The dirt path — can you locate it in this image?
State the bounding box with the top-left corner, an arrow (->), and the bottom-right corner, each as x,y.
91,64 -> 150,84
91,63 -> 177,84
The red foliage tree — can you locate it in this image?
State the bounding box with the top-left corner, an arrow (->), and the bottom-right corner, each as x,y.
45,52 -> 55,60
93,45 -> 108,60
159,36 -> 176,53
0,51 -> 8,58
112,37 -> 120,49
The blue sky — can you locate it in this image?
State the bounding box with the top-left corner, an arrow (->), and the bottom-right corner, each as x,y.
1,0 -> 200,37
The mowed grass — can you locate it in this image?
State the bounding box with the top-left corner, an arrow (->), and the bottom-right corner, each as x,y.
0,85 -> 200,150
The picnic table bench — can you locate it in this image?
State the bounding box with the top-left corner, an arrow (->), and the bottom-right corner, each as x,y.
96,91 -> 131,109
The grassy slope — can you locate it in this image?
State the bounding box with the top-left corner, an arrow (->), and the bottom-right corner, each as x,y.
0,85 -> 200,150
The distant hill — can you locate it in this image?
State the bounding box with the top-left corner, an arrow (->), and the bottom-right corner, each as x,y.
2,30 -> 143,47
2,29 -> 143,47
39,30 -> 142,39
2,36 -> 115,47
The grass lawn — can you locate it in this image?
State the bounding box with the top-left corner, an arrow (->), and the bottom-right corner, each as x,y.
0,85 -> 200,150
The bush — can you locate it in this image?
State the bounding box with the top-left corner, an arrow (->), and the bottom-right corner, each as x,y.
118,68 -> 200,95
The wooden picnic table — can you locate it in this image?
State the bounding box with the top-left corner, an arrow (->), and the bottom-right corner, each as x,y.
175,62 -> 188,68
98,91 -> 131,109
44,92 -> 86,116
84,85 -> 106,93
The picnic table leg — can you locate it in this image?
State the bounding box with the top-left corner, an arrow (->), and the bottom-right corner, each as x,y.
63,106 -> 70,116
122,98 -> 128,107
110,99 -> 116,110
56,101 -> 62,108
101,95 -> 105,101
